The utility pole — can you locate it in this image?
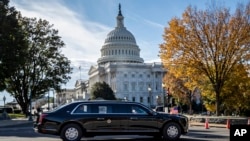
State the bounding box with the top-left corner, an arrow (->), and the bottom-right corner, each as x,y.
48,90 -> 50,110
162,83 -> 166,112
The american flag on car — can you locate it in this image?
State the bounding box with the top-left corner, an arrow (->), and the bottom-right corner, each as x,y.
170,107 -> 178,114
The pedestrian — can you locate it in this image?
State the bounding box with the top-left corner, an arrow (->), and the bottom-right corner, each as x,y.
35,107 -> 42,123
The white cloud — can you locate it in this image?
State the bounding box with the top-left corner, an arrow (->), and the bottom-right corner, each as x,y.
9,0 -> 113,88
10,0 -> 111,63
143,19 -> 165,29
9,0 -> 163,89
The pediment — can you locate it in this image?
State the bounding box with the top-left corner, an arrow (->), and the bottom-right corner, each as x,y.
88,65 -> 98,75
74,79 -> 82,87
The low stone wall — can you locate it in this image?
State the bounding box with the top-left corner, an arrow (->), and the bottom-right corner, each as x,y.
189,116 -> 250,125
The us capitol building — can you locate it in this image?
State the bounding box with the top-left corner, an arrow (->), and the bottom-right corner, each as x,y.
57,5 -> 166,107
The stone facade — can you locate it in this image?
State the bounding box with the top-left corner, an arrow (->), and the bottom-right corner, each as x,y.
88,62 -> 165,107
87,5 -> 165,107
57,5 -> 166,107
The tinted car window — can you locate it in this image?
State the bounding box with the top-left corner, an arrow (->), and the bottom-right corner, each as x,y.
91,104 -> 113,113
111,104 -> 148,114
131,105 -> 147,114
74,104 -> 92,113
156,106 -> 163,112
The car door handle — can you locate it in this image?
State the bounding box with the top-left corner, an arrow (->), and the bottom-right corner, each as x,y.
97,118 -> 105,120
130,117 -> 138,120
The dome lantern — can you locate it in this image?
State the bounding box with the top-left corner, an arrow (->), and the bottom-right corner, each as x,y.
117,3 -> 124,28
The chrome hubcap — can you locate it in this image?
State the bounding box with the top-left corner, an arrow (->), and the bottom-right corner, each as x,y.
167,126 -> 178,138
65,127 -> 78,140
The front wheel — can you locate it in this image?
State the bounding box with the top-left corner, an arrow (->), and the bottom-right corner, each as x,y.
162,122 -> 181,141
60,123 -> 82,141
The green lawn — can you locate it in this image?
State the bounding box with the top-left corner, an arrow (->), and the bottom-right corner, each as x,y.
8,113 -> 26,119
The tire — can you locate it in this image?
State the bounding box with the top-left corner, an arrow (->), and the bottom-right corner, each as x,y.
162,122 -> 181,141
60,123 -> 82,141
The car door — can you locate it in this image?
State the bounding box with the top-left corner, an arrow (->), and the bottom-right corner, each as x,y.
90,104 -> 123,133
127,104 -> 159,133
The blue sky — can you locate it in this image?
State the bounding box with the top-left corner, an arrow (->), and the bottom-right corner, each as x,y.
0,0 -> 248,105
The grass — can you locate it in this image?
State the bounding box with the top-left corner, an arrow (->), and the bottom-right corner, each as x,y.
8,113 -> 26,119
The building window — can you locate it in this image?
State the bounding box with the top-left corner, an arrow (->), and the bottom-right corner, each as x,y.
132,97 -> 135,102
124,83 -> 128,91
131,82 -> 136,91
147,97 -> 150,104
124,74 -> 127,78
140,97 -> 143,103
139,82 -> 143,91
132,74 -> 135,78
147,74 -> 150,78
147,83 -> 151,90
139,74 -> 143,78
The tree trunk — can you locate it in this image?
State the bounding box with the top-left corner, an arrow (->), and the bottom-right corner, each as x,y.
215,91 -> 220,116
19,102 -> 29,116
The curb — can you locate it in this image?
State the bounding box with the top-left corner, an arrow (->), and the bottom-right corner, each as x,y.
0,119 -> 34,128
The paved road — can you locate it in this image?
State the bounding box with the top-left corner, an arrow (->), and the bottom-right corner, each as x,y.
0,126 -> 229,141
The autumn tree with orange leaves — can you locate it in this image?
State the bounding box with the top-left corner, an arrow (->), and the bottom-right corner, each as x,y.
160,2 -> 250,116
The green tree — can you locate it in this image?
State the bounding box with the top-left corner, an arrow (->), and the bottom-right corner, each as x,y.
160,2 -> 250,116
0,0 -> 28,91
5,17 -> 72,114
90,82 -> 116,100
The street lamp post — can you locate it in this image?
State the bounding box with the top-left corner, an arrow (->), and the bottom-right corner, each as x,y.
156,95 -> 159,106
162,83 -> 166,112
3,95 -> 6,108
51,89 -> 54,108
2,95 -> 8,119
148,86 -> 152,108
48,90 -> 50,110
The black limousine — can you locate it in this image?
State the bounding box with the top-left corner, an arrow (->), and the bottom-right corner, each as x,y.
34,100 -> 188,141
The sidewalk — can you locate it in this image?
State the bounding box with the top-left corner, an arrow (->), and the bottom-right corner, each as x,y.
190,122 -> 227,128
0,118 -> 34,128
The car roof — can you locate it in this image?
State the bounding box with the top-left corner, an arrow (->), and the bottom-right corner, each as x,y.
71,100 -> 142,105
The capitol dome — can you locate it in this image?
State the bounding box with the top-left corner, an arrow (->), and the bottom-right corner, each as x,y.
97,4 -> 144,65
